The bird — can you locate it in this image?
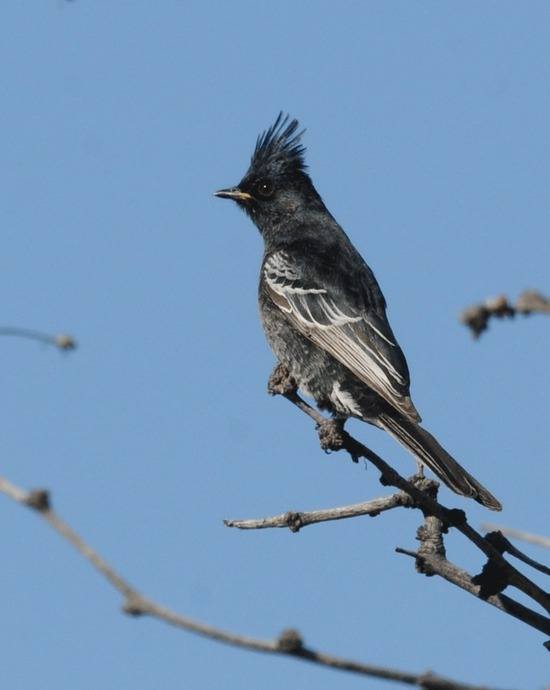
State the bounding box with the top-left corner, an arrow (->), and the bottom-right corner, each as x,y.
215,113 -> 502,511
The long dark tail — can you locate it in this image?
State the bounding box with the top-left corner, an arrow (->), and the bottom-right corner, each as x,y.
378,411 -> 502,511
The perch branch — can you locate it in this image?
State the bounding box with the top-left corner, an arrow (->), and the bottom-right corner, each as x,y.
264,367 -> 550,638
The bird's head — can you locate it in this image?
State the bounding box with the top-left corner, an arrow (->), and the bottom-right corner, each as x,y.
215,113 -> 324,234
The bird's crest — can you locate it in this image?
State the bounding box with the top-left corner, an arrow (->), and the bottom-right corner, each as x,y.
250,113 -> 307,177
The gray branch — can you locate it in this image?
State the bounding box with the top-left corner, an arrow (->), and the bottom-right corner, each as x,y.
0,326 -> 76,350
460,290 -> 550,338
396,546 -> 550,636
0,475 -> 506,690
263,365 -> 550,640
481,524 -> 550,550
225,491 -> 412,531
395,511 -> 550,636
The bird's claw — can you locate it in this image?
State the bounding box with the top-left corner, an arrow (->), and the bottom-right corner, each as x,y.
267,364 -> 297,396
317,419 -> 346,453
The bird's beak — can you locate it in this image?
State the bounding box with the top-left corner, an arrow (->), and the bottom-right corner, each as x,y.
214,187 -> 253,202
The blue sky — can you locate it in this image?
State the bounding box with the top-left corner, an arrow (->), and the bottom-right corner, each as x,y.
1,2 -> 549,688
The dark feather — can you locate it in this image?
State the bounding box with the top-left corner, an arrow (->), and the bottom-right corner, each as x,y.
379,411 -> 502,510
251,112 -> 307,177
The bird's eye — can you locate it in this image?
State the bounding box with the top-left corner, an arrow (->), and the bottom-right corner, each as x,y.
256,180 -> 274,198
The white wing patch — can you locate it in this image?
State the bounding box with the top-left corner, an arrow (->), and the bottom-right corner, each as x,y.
330,381 -> 363,416
264,253 -> 327,296
264,251 -> 419,422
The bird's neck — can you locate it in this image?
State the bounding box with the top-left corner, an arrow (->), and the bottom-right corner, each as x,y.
258,203 -> 336,254
257,185 -> 328,242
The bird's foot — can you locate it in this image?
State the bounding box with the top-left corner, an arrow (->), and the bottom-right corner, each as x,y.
267,363 -> 297,397
408,463 -> 431,494
407,474 -> 439,498
317,418 -> 347,455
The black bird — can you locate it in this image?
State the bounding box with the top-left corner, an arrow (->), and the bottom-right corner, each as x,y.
215,113 -> 501,511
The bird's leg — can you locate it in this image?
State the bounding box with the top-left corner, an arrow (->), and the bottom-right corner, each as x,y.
268,365 -> 328,426
267,363 -> 297,396
267,367 -> 357,462
408,460 -> 427,489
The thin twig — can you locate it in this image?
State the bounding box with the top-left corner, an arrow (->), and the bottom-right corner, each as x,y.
460,290 -> 550,338
225,491 -> 412,531
0,326 -> 76,351
0,475 -> 507,690
481,525 -> 550,550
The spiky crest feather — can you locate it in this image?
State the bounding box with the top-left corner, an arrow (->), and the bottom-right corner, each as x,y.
250,113 -> 307,177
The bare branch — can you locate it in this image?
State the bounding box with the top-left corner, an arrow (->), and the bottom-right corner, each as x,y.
481,524 -> 550,550
395,511 -> 550,635
395,547 -> 550,636
0,475 -> 509,690
225,491 -> 412,531
481,530 -> 550,577
460,290 -> 550,338
265,371 -> 550,637
0,326 -> 77,351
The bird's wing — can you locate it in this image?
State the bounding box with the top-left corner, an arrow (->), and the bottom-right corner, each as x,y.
263,251 -> 420,422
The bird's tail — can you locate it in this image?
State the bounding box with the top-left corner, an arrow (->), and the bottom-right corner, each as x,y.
378,411 -> 502,511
